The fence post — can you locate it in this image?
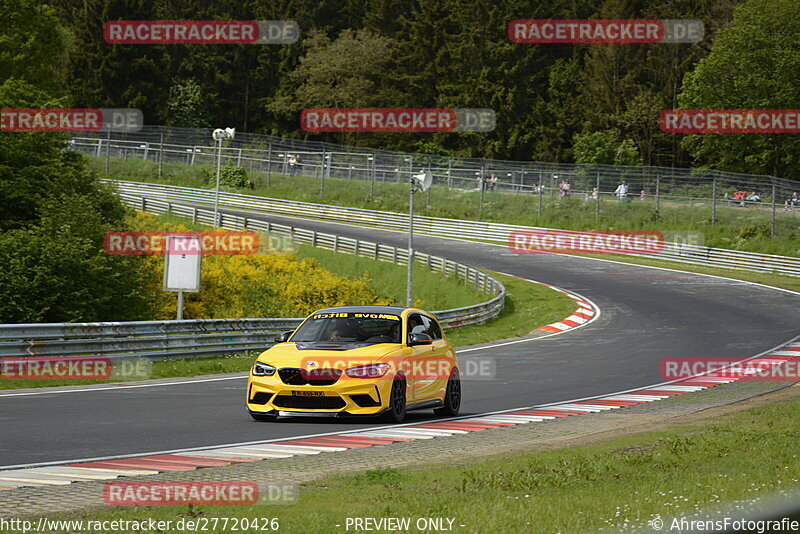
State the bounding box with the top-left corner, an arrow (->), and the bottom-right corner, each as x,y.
320,151 -> 327,194
311,230 -> 317,247
655,175 -> 661,220
266,142 -> 272,187
712,175 -> 717,225
369,155 -> 376,200
478,163 -> 486,219
192,207 -> 197,224
158,133 -> 164,178
537,169 -> 543,217
595,170 -> 600,221
104,129 -> 111,174
426,162 -> 432,208
447,160 -> 452,189
333,234 -> 338,252
772,182 -> 777,237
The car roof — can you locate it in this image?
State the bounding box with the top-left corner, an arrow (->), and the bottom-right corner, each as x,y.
312,305 -> 408,315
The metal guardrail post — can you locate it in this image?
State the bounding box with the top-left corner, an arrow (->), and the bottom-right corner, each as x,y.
595,170 -> 601,221
104,130 -> 111,174
158,133 -> 164,178
655,175 -> 661,219
712,175 -> 717,224
538,169 -> 543,217
772,182 -> 777,237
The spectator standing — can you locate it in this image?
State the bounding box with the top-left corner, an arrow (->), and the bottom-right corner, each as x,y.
640,189 -> 646,201
785,192 -> 799,211
614,181 -> 628,201
288,154 -> 298,176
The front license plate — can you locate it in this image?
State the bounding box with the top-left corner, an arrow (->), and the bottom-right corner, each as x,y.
292,390 -> 324,397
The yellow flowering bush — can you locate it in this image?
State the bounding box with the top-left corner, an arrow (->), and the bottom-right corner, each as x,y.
128,213 -> 388,319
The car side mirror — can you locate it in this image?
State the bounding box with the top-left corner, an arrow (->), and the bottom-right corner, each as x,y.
408,333 -> 432,346
274,331 -> 293,343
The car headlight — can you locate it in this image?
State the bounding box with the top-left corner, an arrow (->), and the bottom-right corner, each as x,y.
252,362 -> 276,376
345,363 -> 390,378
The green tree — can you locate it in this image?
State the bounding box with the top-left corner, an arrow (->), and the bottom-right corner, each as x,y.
0,0 -> 148,322
678,0 -> 800,178
167,78 -> 210,127
573,130 -> 641,165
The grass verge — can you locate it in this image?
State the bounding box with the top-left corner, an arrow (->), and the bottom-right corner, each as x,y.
32,387 -> 800,533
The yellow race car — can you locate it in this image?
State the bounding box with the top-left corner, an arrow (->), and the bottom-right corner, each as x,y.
246,306 -> 460,423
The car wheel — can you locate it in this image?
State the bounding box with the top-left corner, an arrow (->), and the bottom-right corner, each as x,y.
249,412 -> 277,422
434,369 -> 461,416
382,376 -> 407,423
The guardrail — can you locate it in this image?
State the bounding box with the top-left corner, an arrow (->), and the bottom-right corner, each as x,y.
0,195 -> 505,361
109,179 -> 800,278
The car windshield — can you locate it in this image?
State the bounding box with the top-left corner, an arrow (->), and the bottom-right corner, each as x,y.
291,312 -> 402,344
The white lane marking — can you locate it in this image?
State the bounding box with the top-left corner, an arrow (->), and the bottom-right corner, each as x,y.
603,395 -> 666,401
19,467 -> 119,480
0,375 -> 247,398
196,450 -> 296,459
559,404 -> 619,410
537,405 -> 605,413
471,414 -> 549,422
351,431 -> 433,439
225,445 -> 323,455
649,385 -> 707,392
388,428 -> 465,436
0,474 -> 74,485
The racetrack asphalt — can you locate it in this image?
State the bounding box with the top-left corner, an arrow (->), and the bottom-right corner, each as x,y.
1,206 -> 797,468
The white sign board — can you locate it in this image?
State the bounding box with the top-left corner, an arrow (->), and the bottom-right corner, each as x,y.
163,234 -> 202,292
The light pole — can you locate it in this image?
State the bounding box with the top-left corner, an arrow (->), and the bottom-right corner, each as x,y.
212,127 -> 235,227
407,172 -> 432,308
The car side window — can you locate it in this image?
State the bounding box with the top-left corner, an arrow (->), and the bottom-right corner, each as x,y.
407,314 -> 428,343
422,315 -> 443,340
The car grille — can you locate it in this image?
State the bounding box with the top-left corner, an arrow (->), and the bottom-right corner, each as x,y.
250,392 -> 272,405
272,395 -> 346,410
278,367 -> 342,386
350,394 -> 381,407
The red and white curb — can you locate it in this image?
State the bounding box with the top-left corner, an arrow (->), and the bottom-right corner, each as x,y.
536,284 -> 597,333
1,341 -> 796,492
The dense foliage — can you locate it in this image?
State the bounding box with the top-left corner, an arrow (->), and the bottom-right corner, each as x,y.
45,0 -> 800,178
0,0 -> 148,322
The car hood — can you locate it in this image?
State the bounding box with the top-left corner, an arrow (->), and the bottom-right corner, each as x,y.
255,342 -> 404,367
